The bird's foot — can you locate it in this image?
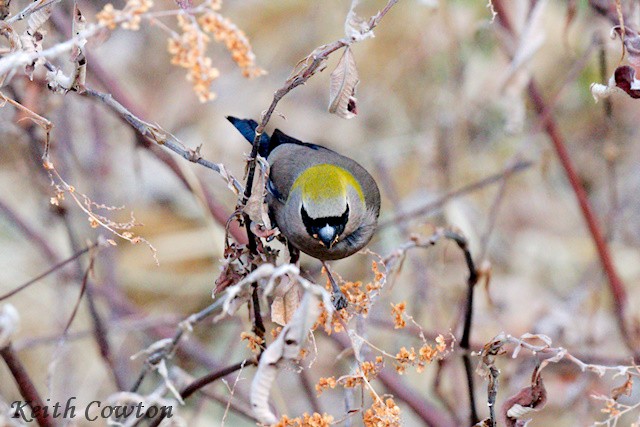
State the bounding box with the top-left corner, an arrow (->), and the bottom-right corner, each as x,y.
331,290 -> 348,311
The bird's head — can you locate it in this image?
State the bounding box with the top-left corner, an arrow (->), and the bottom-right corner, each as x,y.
292,164 -> 364,249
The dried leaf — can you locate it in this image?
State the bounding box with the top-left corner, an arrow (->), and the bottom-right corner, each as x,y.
344,1 -> 374,42
328,47 -> 359,119
612,25 -> 640,69
611,373 -> 633,401
271,276 -> 300,326
591,65 -> 640,101
244,156 -> 272,229
251,292 -> 322,424
26,6 -> 51,35
69,4 -> 86,91
613,65 -> 640,98
502,366 -> 547,427
0,0 -> 10,20
0,22 -> 21,52
157,360 -> 185,404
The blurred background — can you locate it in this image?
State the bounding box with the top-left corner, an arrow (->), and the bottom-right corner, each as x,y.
1,0 -> 640,425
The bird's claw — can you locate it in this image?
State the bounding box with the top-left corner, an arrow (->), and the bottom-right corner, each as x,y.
331,291 -> 348,311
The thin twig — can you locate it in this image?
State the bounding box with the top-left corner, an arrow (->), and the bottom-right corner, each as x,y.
378,160 -> 532,229
130,297 -> 227,392
147,359 -> 257,427
443,230 -> 479,425
0,242 -> 97,301
60,250 -> 96,336
80,88 -> 243,194
0,197 -> 59,262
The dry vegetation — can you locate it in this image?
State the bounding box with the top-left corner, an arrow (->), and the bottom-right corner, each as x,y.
2,0 -> 640,426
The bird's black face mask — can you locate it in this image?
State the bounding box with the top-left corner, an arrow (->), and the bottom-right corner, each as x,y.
301,204 -> 349,248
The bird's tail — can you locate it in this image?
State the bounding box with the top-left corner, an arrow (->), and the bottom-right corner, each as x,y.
226,116 -> 271,157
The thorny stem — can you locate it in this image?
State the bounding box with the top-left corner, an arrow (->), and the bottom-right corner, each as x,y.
81,88 -> 243,194
79,88 -> 247,243
0,344 -> 55,427
492,0 -> 637,359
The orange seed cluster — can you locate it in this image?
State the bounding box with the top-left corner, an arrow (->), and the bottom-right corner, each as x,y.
168,15 -> 220,102
96,0 -> 153,30
363,397 -> 401,427
395,335 -> 447,374
274,412 -> 334,427
390,301 -> 406,329
199,11 -> 265,78
240,331 -> 264,353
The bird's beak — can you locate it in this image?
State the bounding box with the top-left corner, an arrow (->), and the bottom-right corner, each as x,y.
317,225 -> 337,248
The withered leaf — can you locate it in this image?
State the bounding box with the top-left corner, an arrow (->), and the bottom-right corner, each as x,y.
244,156 -> 272,230
612,25 -> 640,69
502,366 -> 547,427
611,373 -> 633,401
328,47 -> 359,119
70,4 -> 86,92
251,292 -> 321,424
270,276 -> 300,326
26,6 -> 51,35
0,0 -> 10,20
614,65 -> 640,98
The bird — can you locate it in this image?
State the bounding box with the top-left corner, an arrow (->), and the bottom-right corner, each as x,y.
227,116 -> 381,262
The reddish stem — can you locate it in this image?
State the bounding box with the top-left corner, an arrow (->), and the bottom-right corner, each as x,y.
492,0 -> 635,356
0,345 -> 55,427
527,81 -> 631,347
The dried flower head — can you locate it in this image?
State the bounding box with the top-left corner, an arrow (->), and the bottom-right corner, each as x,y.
240,331 -> 264,354
363,397 -> 401,427
199,10 -> 265,78
391,301 -> 406,329
96,0 -> 153,31
274,412 -> 334,427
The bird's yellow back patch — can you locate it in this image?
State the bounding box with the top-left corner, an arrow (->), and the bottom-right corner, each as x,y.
291,164 -> 364,203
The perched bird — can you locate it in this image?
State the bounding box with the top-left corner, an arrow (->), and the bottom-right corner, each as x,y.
227,117 -> 381,261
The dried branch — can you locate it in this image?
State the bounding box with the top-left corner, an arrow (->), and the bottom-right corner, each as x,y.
58,208 -> 125,390
0,344 -> 55,427
129,297 -> 227,393
80,87 -> 243,195
147,359 -> 257,427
